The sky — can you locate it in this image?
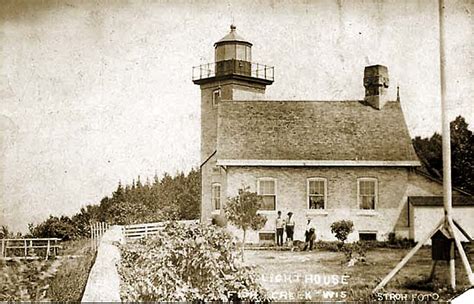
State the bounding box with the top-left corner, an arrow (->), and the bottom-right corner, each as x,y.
0,0 -> 472,232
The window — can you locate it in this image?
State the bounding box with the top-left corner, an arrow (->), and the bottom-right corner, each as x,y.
359,232 -> 377,241
308,178 -> 327,209
212,89 -> 221,107
259,232 -> 275,243
358,178 -> 377,210
257,178 -> 276,210
236,44 -> 246,61
211,183 -> 221,210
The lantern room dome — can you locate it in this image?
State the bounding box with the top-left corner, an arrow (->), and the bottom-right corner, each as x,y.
214,24 -> 253,47
214,25 -> 252,63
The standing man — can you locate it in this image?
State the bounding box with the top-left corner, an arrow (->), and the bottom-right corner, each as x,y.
285,212 -> 295,249
275,211 -> 284,246
304,218 -> 316,251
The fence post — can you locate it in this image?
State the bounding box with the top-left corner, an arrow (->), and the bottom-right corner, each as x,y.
1,239 -> 4,258
24,239 -> 27,257
46,239 -> 50,260
145,225 -> 148,238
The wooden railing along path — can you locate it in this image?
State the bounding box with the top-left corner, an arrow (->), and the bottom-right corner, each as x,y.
123,220 -> 198,240
90,222 -> 109,251
0,238 -> 61,260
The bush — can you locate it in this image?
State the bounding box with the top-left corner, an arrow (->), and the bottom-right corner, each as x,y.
0,259 -> 62,301
330,220 -> 354,244
28,216 -> 78,240
118,222 -> 269,302
342,242 -> 367,264
314,241 -> 340,252
211,214 -> 227,227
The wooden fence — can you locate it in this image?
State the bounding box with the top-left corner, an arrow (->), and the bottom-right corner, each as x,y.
123,220 -> 198,240
90,222 -> 109,251
0,238 -> 62,260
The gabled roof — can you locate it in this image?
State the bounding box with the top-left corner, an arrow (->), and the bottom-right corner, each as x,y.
409,196 -> 474,207
217,100 -> 420,164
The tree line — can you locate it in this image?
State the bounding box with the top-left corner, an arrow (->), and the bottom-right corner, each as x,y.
1,168 -> 200,240
412,115 -> 473,194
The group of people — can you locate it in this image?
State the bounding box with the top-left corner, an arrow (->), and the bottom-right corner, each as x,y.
275,211 -> 316,251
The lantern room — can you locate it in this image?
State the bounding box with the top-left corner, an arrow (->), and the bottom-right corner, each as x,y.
214,24 -> 252,62
192,25 -> 273,84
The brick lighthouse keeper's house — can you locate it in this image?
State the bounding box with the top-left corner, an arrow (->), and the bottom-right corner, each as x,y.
192,26 -> 474,244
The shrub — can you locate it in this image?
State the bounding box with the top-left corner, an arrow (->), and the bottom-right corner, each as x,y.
314,241 -> 340,252
330,220 -> 354,247
28,216 -> 77,240
118,222 -> 269,302
0,258 -> 62,301
342,242 -> 367,264
211,214 -> 227,227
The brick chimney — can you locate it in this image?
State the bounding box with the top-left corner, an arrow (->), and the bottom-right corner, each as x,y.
363,65 -> 389,110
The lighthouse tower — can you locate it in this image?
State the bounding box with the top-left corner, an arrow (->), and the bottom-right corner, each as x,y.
193,25 -> 274,222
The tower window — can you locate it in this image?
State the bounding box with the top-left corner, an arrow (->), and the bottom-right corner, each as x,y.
212,89 -> 221,107
211,183 -> 221,210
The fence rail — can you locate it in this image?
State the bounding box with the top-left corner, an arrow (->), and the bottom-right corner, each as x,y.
192,61 -> 274,82
90,222 -> 109,251
123,220 -> 199,240
0,238 -> 62,260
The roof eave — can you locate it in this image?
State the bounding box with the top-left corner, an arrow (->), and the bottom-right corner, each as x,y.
216,159 -> 422,167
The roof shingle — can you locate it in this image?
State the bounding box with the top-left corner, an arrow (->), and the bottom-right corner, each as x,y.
217,100 -> 419,162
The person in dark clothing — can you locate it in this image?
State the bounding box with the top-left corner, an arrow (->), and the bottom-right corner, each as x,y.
304,219 -> 316,251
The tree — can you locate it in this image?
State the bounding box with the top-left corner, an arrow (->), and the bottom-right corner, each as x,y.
413,116 -> 474,194
225,186 -> 267,261
0,225 -> 11,239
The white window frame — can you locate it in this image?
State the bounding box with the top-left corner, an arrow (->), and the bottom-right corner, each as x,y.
211,183 -> 221,211
257,177 -> 277,211
357,177 -> 378,210
212,89 -> 221,107
307,177 -> 327,210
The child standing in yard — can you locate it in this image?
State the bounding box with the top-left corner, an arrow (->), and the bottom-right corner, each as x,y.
285,212 -> 295,249
275,211 -> 285,246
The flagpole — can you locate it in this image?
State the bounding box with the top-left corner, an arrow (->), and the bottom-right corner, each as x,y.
438,0 -> 452,220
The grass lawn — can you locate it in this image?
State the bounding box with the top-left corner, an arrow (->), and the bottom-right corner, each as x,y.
245,246 -> 474,302
47,239 -> 96,301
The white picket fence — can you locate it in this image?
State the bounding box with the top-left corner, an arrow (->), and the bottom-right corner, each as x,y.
90,222 -> 109,250
123,220 -> 198,240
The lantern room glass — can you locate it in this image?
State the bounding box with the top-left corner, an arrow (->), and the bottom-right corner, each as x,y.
215,43 -> 251,62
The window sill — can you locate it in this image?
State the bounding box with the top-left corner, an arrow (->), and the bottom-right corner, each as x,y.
306,209 -> 329,216
356,210 -> 377,216
257,210 -> 277,215
211,210 -> 221,215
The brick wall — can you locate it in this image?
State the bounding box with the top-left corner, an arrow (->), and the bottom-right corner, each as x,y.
221,167 -> 447,243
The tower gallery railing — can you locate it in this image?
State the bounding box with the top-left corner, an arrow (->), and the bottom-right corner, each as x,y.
192,60 -> 274,82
